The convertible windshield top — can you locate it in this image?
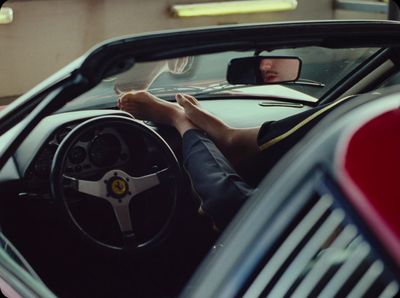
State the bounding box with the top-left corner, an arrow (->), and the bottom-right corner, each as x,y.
61,46 -> 379,112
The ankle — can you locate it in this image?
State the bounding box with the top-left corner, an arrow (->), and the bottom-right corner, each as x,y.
170,106 -> 186,126
173,112 -> 197,136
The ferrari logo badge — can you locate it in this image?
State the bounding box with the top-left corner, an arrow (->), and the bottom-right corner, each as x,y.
111,178 -> 128,196
106,175 -> 130,199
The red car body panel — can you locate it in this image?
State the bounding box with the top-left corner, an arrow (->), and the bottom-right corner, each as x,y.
337,108 -> 400,265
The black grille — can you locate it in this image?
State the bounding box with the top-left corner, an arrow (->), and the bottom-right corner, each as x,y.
243,193 -> 399,298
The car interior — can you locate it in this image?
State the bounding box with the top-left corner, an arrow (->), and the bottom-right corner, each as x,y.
0,21 -> 399,297
183,88 -> 400,298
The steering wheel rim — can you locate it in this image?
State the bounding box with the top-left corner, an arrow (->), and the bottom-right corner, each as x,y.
50,115 -> 181,252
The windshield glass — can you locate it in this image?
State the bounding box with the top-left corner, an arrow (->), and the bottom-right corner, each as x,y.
60,46 -> 379,112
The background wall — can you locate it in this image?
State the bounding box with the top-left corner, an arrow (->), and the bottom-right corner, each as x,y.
0,0 -> 387,102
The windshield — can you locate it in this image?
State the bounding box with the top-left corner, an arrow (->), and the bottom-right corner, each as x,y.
60,46 -> 379,112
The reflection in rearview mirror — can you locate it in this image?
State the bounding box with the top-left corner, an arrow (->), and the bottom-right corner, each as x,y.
259,58 -> 301,83
227,56 -> 302,85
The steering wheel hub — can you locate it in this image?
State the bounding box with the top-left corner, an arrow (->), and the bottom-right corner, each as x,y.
107,175 -> 130,199
51,116 -> 181,252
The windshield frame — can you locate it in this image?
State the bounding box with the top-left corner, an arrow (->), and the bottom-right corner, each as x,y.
2,20 -> 400,154
60,45 -> 383,113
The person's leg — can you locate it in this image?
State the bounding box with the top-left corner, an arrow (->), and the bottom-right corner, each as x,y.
182,129 -> 255,230
118,90 -> 183,126
176,93 -> 260,167
119,91 -> 255,229
118,90 -> 196,135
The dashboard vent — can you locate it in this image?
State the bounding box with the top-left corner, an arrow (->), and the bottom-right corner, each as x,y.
243,193 -> 399,298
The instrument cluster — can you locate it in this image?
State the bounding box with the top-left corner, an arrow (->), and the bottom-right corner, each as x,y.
64,127 -> 130,177
28,123 -> 131,187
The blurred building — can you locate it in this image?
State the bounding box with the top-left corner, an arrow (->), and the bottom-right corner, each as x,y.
0,0 -> 391,102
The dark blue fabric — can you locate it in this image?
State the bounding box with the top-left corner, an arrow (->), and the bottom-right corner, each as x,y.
182,129 -> 254,229
181,98 -> 352,229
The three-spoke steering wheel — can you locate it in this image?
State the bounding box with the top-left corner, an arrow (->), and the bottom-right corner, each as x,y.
51,116 -> 181,252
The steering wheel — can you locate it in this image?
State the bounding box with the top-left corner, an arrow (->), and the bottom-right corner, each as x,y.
50,115 -> 181,252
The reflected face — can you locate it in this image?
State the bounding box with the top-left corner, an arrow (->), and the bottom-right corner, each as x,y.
259,58 -> 300,83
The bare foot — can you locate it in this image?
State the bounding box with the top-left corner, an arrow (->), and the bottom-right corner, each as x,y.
118,90 -> 197,135
175,93 -> 229,137
118,90 -> 182,126
176,93 -> 260,166
176,93 -> 236,156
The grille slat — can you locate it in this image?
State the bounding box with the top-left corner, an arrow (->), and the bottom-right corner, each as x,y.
267,208 -> 345,298
317,241 -> 371,298
347,260 -> 384,298
243,195 -> 333,298
379,281 -> 400,298
290,225 -> 358,298
243,189 -> 399,298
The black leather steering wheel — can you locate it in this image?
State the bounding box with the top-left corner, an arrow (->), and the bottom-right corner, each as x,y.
50,115 -> 181,252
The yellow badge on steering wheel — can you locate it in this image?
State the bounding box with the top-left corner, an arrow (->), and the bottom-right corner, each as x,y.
111,178 -> 127,196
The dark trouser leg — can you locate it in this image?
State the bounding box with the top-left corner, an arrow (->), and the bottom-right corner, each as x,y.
182,129 -> 254,230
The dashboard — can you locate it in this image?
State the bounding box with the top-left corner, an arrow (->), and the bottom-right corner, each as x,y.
0,99 -> 311,198
26,121 -> 134,194
14,110 -> 134,197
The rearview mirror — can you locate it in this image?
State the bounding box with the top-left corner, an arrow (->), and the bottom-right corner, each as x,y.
227,56 -> 302,85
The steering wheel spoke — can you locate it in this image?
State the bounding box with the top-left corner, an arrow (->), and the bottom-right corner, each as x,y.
112,201 -> 134,234
51,116 -> 180,252
64,167 -> 170,200
128,168 -> 170,197
63,175 -> 107,199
